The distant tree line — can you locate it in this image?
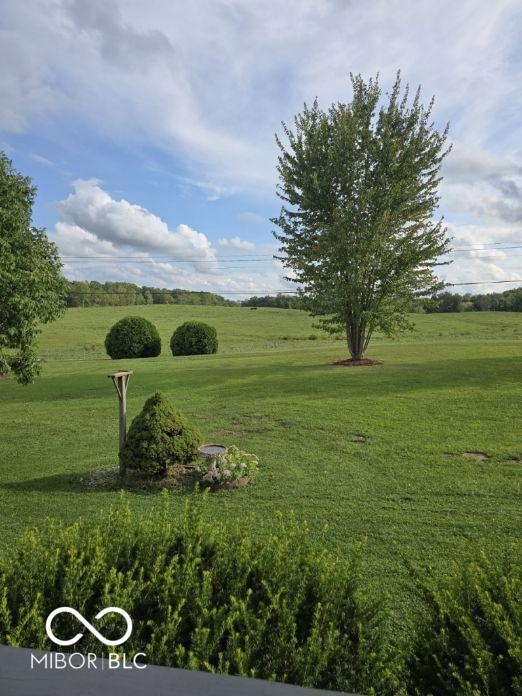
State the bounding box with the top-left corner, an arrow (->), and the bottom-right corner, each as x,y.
66,281 -> 522,312
67,281 -> 235,307
241,293 -> 304,309
67,282 -> 302,309
421,287 -> 522,313
243,288 -> 522,313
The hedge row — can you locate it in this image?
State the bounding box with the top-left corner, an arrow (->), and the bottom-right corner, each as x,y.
0,496 -> 519,695
105,317 -> 217,359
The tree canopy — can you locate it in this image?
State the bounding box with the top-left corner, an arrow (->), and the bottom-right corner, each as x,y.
272,73 -> 451,359
0,153 -> 66,383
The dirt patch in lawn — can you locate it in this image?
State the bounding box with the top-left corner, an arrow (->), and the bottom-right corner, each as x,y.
332,358 -> 383,367
462,451 -> 488,462
352,434 -> 371,444
218,429 -> 247,438
504,457 -> 521,465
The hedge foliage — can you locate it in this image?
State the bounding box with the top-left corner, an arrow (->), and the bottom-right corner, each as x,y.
0,494 -> 401,694
0,495 -> 518,695
105,316 -> 161,359
120,392 -> 200,475
170,321 -> 218,356
408,552 -> 521,695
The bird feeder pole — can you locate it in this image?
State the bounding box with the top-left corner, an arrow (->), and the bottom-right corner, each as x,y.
108,370 -> 133,476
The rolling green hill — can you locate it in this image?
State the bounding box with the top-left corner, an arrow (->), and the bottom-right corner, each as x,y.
0,307 -> 520,623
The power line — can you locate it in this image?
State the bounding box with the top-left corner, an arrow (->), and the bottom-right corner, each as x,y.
61,252 -> 522,266
58,242 -> 522,258
59,243 -> 522,265
62,256 -> 521,265
66,290 -> 300,295
449,279 -> 522,286
60,255 -> 275,262
445,253 -> 522,260
447,245 -> 522,253
62,261 -> 272,267
447,242 -> 522,250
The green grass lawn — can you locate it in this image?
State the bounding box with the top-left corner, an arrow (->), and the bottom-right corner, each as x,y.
0,306 -> 520,626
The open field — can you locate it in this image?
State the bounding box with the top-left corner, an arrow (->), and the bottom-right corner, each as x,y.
0,306 -> 521,625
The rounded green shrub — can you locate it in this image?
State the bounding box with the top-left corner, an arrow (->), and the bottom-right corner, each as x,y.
170,321 -> 217,356
120,392 -> 200,475
105,316 -> 161,359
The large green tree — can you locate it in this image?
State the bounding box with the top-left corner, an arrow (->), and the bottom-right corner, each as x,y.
0,153 -> 66,384
272,74 -> 451,360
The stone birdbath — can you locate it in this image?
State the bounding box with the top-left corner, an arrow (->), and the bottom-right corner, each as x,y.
197,444 -> 228,464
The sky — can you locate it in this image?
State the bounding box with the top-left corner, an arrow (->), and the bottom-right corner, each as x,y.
1,0 -> 521,297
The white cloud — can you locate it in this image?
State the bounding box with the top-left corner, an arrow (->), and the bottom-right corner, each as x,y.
53,180 -> 292,296
177,177 -> 237,201
52,180 -> 520,296
442,142 -> 522,223
239,212 -> 264,224
218,236 -> 256,251
2,0 -> 520,295
30,152 -> 54,166
2,0 -> 520,194
55,179 -> 216,270
0,23 -> 57,133
437,222 -> 522,291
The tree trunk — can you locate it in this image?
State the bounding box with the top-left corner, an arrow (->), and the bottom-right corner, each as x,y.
346,320 -> 365,360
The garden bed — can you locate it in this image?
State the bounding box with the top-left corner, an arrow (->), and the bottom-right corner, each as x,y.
83,464 -> 198,491
203,475 -> 250,491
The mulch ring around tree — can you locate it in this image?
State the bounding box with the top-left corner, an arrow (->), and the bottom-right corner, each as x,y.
332,358 -> 383,367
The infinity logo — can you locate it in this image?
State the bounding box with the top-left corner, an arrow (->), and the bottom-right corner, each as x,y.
45,607 -> 133,647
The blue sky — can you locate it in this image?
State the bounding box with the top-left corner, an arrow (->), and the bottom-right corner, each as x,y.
1,0 -> 521,295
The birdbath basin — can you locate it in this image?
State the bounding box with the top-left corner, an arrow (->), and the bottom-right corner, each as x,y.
197,444 -> 228,461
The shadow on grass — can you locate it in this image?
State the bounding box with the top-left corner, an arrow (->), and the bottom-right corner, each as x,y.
0,471 -> 199,497
2,353 -> 520,409
198,355 -> 522,402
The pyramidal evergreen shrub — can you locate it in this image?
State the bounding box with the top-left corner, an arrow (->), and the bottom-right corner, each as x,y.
170,321 -> 218,356
120,392 -> 200,475
105,316 -> 161,359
